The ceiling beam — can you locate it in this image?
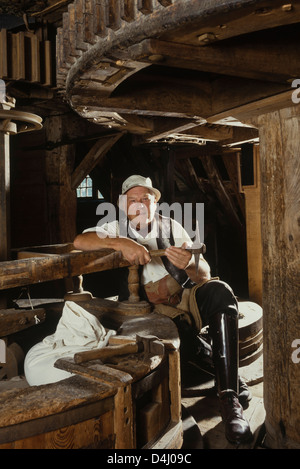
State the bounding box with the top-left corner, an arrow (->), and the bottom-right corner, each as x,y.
71,73 -> 288,126
207,88 -> 296,125
71,77 -> 212,118
143,117 -> 205,142
128,34 -> 300,83
183,123 -> 259,144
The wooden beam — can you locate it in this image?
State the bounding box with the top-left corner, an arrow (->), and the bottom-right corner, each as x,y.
0,105 -> 11,308
175,143 -> 224,158
199,154 -> 244,231
128,35 -> 300,83
71,73 -> 288,125
0,308 -> 46,337
0,249 -> 129,291
44,116 -> 77,244
211,76 -> 289,119
159,0 -> 300,47
222,151 -> 245,218
71,133 -> 123,190
43,40 -> 52,86
71,77 -> 211,119
207,89 -> 295,125
183,123 -> 258,145
175,158 -> 208,197
0,132 -> 10,262
144,117 -> 203,142
258,105 -> 300,448
242,145 -> 262,305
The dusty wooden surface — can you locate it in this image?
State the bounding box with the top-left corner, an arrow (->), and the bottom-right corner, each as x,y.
0,373 -> 116,449
0,249 -> 126,290
0,374 -> 116,428
0,308 -> 46,337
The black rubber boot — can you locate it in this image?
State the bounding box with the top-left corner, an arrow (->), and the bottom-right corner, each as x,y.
209,311 -> 253,444
192,333 -> 252,408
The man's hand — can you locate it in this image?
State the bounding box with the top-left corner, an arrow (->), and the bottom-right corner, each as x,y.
119,238 -> 151,265
165,242 -> 211,284
73,232 -> 150,266
165,243 -> 192,270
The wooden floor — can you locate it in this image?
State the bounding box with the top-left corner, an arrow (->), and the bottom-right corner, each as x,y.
181,356 -> 265,449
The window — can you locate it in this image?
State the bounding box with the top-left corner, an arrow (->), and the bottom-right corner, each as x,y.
76,175 -> 104,199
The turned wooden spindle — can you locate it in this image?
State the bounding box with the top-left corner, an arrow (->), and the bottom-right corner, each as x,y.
64,274 -> 92,301
72,275 -> 84,293
127,265 -> 140,303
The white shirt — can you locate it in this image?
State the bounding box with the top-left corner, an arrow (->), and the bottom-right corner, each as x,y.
83,217 -> 192,285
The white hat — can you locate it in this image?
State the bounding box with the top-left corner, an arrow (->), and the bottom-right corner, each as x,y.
121,175 -> 161,201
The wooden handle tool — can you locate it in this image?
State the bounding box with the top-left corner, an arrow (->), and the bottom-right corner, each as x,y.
149,244 -> 206,258
74,334 -> 164,364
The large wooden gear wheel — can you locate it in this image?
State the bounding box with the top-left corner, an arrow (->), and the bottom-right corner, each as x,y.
56,0 -> 300,140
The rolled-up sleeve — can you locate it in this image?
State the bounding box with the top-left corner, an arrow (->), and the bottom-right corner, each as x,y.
83,220 -> 119,237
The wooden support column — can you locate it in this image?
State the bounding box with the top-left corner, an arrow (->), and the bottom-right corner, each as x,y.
257,106 -> 300,448
0,132 -> 10,308
44,116 -> 77,244
0,132 -> 10,262
0,99 -> 12,308
242,145 -> 262,305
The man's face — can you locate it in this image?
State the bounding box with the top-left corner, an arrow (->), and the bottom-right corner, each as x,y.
125,186 -> 157,229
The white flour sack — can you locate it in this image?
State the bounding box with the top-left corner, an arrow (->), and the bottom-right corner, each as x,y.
24,301 -> 115,385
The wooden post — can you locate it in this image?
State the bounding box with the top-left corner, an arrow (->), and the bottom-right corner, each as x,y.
113,384 -> 134,449
0,132 -> 10,262
168,349 -> 181,423
0,101 -> 11,308
257,106 -> 300,448
242,145 -> 263,305
44,116 -> 77,244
